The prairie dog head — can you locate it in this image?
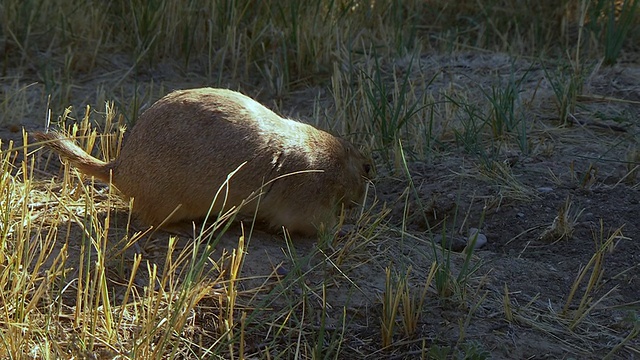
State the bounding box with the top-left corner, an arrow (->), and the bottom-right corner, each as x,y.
336,137 -> 373,208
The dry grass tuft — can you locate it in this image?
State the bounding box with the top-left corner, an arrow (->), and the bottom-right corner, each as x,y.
539,196 -> 584,243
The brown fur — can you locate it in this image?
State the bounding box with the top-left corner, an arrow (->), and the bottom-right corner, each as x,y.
34,88 -> 372,236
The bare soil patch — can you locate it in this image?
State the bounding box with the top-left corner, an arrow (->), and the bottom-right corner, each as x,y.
3,52 -> 639,358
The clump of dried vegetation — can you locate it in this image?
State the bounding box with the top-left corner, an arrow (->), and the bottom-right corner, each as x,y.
1,0 -> 639,358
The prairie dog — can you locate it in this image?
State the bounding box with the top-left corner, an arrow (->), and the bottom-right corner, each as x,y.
35,88 -> 372,236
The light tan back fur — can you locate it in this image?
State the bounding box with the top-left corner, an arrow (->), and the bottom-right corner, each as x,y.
35,88 -> 372,236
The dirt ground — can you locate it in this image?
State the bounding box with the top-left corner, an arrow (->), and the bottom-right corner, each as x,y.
3,52 -> 640,358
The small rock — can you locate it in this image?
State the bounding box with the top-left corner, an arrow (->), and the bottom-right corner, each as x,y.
433,234 -> 467,252
275,265 -> 289,278
467,228 -> 487,249
517,212 -> 525,218
537,187 -> 554,193
582,212 -> 594,222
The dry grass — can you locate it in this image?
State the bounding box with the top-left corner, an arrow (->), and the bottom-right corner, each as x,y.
1,0 -> 639,358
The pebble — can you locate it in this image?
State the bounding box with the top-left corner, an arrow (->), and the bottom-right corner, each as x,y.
275,265 -> 289,277
433,234 -> 467,252
467,228 -> 487,249
582,212 -> 594,222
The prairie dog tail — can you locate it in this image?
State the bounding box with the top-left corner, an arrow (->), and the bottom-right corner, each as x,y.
34,132 -> 113,183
